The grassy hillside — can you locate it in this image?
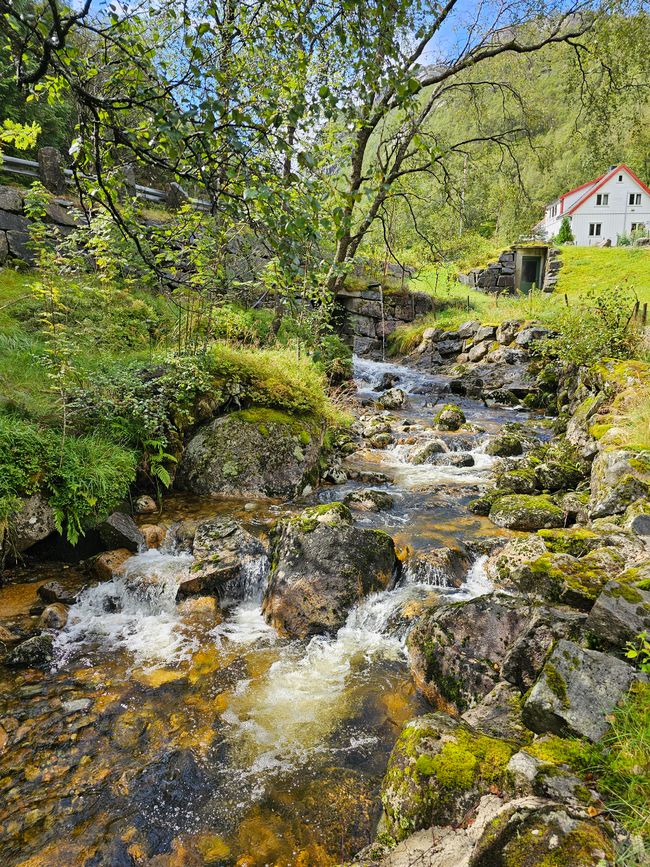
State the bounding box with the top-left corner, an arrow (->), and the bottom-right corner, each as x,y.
557,247 -> 650,303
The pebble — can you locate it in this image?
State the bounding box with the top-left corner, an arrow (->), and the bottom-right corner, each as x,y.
62,698 -> 92,715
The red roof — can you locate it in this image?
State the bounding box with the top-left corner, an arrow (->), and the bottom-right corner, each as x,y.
566,164 -> 650,215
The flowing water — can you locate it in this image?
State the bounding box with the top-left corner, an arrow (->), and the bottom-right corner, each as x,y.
0,356 -> 542,866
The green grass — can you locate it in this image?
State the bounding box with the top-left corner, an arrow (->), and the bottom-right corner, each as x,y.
557,247 -> 650,304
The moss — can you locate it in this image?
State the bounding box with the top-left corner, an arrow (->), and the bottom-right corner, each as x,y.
589,422 -> 612,440
502,817 -> 614,866
429,729 -> 514,791
606,582 -> 643,604
231,406 -> 318,438
524,735 -> 593,769
537,528 -> 598,558
522,553 -> 610,608
422,640 -> 467,711
290,501 -> 352,533
222,460 -> 239,478
544,663 -> 569,709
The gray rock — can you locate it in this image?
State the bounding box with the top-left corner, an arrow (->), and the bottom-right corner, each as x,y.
6,230 -> 34,263
0,186 -> 24,212
37,581 -> 77,605
586,580 -> 650,650
343,488 -> 394,512
176,410 -> 321,498
461,681 -> 527,742
38,603 -> 69,630
468,340 -> 491,362
408,438 -> 447,464
402,545 -> 469,588
496,319 -> 523,345
434,404 -> 465,431
489,494 -> 565,531
177,517 -> 267,599
0,231 -> 7,263
62,698 -> 92,714
457,320 -> 480,339
5,494 -> 55,554
475,325 -> 497,342
486,431 -> 523,457
522,639 -> 645,741
407,593 -> 535,711
589,449 -> 650,519
377,387 -> 406,409
515,326 -> 551,347
263,503 -> 397,638
0,210 -> 28,232
99,512 -> 145,553
5,634 -> 54,668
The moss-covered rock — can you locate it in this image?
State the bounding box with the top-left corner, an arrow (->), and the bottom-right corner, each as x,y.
489,495 -> 565,532
344,488 -> 394,512
176,407 -> 322,498
589,448 -> 650,519
537,527 -> 601,558
486,536 -> 548,586
262,503 -> 397,637
511,549 -> 624,610
381,713 -> 514,841
434,404 -> 466,432
585,579 -> 650,650
486,431 -> 524,457
495,467 -> 538,495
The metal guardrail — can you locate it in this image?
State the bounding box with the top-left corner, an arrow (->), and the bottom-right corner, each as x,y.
0,154 -> 212,212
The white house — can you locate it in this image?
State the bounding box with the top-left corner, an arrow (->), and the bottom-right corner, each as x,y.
539,164 -> 650,246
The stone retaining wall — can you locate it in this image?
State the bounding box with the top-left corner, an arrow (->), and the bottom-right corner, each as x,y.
335,288 -> 434,356
0,185 -> 81,265
459,244 -> 561,294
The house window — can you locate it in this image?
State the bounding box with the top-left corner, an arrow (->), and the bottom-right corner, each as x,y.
589,223 -> 602,237
596,193 -> 609,205
629,193 -> 642,205
618,175 -> 623,182
631,223 -> 645,232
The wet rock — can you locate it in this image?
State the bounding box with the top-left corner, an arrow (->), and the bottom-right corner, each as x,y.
62,697 -> 92,714
589,449 -> 650,519
4,494 -> 55,555
177,517 -> 267,599
407,594 -> 534,712
522,639 -> 646,741
369,432 -> 394,449
99,511 -> 145,553
344,488 -> 394,512
167,519 -> 198,553
111,710 -> 150,749
5,634 -> 54,668
0,625 -> 22,649
402,546 -> 469,588
378,372 -> 400,391
586,580 -> 650,650
134,495 -> 158,514
263,502 -> 397,638
510,549 -> 625,610
139,524 -> 167,549
486,431 -> 524,457
494,467 -> 537,494
176,409 -> 322,498
461,681 -> 528,742
381,713 -> 514,841
489,494 -> 565,531
434,452 -> 475,468
38,603 -> 68,630
408,438 -> 447,464
37,580 -> 77,605
92,548 -> 134,581
322,461 -> 348,484
377,387 -> 406,409
347,469 -> 391,485
433,404 -> 465,432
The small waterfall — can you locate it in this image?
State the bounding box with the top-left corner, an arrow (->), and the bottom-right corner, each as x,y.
401,560 -> 453,588
54,550 -> 195,668
220,553 -> 270,605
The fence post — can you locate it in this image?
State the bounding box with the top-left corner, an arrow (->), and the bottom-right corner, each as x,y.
564,293 -> 569,306
166,181 -> 189,210
643,303 -> 648,327
37,147 -> 67,194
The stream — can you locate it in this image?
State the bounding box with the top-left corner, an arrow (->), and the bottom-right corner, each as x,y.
0,356 -> 544,866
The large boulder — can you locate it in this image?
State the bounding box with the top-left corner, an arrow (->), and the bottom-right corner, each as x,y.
177,517 -> 267,599
408,438 -> 447,465
176,408 -> 322,498
486,431 -> 523,457
585,580 -> 650,650
489,495 -> 565,531
433,404 -> 466,432
485,536 -> 548,585
522,639 -> 645,741
262,503 -> 397,638
461,681 -> 528,742
380,713 -> 514,842
589,448 -> 650,519
377,387 -> 406,410
510,548 -> 625,610
407,594 -> 534,712
4,494 -> 55,555
99,512 -> 145,552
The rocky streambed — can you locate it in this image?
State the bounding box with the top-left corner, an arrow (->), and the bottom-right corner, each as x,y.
1,348 -> 649,866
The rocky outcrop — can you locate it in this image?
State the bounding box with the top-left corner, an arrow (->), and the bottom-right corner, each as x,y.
177,517 -> 267,599
589,448 -> 650,518
262,503 -> 397,638
176,408 -> 322,498
522,639 -> 646,741
585,580 -> 650,650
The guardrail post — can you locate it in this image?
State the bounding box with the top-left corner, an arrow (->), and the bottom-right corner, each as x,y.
37,147 -> 67,194
166,181 -> 189,210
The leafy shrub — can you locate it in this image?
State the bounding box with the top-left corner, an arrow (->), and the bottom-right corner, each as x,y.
210,303 -> 274,345
536,286 -> 640,368
0,415 -> 136,543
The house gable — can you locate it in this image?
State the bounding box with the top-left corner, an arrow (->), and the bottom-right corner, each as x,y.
566,164 -> 650,215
